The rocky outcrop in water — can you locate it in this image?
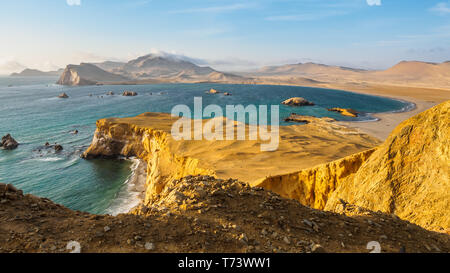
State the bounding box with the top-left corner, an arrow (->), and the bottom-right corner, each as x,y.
122,91 -> 138,96
281,97 -> 315,106
0,134 -> 19,150
327,108 -> 359,117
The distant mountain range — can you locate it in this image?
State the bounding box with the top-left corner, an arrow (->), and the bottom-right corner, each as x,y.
248,61 -> 450,90
57,54 -> 249,86
17,52 -> 444,89
11,68 -> 64,77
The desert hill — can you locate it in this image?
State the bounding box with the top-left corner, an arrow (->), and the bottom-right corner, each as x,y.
57,54 -> 250,86
251,61 -> 450,90
57,63 -> 129,86
91,61 -> 126,73
255,101 -> 450,231
11,68 -> 63,77
256,62 -> 366,77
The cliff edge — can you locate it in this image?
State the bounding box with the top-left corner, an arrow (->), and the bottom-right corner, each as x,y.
255,101 -> 450,231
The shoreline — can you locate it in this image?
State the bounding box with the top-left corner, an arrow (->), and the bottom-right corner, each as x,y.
54,79 -> 447,141
105,158 -> 147,216
255,81 -> 445,141
336,92 -> 438,141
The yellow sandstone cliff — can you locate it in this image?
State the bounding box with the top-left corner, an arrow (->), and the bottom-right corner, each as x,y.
325,100 -> 449,230
83,102 -> 449,231
82,113 -> 215,205
82,112 -> 378,207
254,101 -> 450,231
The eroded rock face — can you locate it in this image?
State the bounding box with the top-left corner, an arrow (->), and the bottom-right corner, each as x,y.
1,134 -> 19,150
326,100 -> 450,230
256,101 -> 450,231
82,118 -> 214,205
254,149 -> 376,210
281,97 -> 315,107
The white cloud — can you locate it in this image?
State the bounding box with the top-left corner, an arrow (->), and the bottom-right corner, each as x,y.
67,0 -> 81,6
366,0 -> 381,6
170,3 -> 255,14
430,2 -> 450,15
0,57 -> 26,75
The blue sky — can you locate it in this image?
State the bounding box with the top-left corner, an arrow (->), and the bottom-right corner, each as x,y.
1,0 -> 450,73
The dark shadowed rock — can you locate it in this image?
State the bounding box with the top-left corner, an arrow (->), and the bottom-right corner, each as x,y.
54,145 -> 63,152
1,134 -> 19,150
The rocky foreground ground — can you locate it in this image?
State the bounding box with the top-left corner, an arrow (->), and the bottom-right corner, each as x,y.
0,177 -> 448,253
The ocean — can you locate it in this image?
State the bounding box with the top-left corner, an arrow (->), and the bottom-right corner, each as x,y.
0,76 -> 413,214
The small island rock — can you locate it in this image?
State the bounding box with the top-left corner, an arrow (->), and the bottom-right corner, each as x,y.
123,91 -> 138,96
281,97 -> 315,107
327,108 -> 359,117
1,134 -> 19,150
54,144 -> 63,152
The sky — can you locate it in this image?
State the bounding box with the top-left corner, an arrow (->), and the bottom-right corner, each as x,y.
1,0 -> 450,74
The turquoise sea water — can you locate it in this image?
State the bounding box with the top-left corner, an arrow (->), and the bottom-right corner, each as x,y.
0,76 -> 413,214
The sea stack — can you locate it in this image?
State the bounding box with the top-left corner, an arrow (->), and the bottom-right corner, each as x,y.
0,134 -> 19,150
281,97 -> 315,106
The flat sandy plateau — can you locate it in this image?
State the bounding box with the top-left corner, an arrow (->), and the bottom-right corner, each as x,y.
104,113 -> 380,184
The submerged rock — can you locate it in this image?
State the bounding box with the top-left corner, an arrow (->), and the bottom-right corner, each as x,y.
54,145 -> 63,152
327,108 -> 359,117
281,97 -> 315,107
1,134 -> 19,150
123,91 -> 138,96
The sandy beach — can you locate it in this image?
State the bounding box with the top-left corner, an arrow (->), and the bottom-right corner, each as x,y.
255,78 -> 449,140
328,85 -> 450,140
328,84 -> 448,140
